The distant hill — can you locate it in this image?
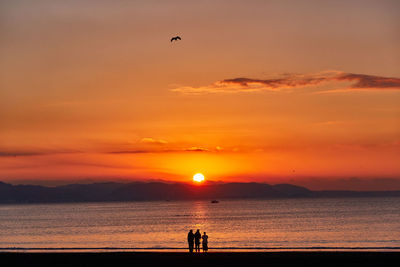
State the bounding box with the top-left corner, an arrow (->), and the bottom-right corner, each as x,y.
0,181 -> 399,203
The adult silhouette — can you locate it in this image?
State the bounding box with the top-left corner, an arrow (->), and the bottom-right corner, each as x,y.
187,229 -> 195,253
202,232 -> 208,252
194,229 -> 201,252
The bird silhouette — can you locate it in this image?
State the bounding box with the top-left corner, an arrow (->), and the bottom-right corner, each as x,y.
170,36 -> 181,42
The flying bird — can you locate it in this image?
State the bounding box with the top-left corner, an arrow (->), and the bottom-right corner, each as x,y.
170,36 -> 181,42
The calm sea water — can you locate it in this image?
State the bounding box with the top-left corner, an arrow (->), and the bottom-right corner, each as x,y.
1,198 -> 399,251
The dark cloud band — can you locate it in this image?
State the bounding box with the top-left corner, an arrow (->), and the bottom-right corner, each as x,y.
172,71 -> 400,94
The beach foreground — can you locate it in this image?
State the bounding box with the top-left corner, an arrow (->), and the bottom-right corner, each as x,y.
1,252 -> 399,267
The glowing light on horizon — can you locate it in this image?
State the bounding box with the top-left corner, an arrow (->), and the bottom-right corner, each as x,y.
193,173 -> 205,183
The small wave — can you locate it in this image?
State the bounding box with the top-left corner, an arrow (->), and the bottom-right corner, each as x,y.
1,246 -> 400,251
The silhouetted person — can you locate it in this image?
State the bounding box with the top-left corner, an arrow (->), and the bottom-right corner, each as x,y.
194,229 -> 201,252
187,229 -> 195,253
202,232 -> 208,252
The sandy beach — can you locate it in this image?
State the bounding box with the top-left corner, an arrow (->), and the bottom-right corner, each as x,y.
1,252 -> 399,267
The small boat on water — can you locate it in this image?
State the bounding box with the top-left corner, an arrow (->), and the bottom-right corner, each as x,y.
211,200 -> 219,203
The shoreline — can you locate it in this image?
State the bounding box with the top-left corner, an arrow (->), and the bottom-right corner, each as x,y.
2,247 -> 400,253
1,252 -> 399,267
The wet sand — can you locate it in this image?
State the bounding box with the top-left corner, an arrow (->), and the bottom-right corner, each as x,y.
1,252 -> 399,267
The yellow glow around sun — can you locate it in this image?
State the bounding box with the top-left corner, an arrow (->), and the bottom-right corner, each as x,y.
193,173 -> 205,183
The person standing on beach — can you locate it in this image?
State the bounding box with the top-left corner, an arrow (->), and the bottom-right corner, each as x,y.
202,232 -> 208,252
187,229 -> 195,253
194,229 -> 201,252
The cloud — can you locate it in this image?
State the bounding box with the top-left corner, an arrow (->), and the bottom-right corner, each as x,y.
0,150 -> 81,157
312,120 -> 348,126
140,137 -> 168,145
335,73 -> 400,89
107,150 -> 156,154
1,144 -> 224,157
108,145 -> 228,154
0,151 -> 46,157
171,71 -> 400,94
109,147 -> 211,154
185,147 -> 209,152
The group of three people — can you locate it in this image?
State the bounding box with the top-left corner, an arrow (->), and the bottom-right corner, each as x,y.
187,229 -> 208,252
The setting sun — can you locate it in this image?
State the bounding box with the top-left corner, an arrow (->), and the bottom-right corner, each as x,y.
193,173 -> 205,183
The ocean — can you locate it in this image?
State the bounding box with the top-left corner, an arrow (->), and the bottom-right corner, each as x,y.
1,198 -> 399,251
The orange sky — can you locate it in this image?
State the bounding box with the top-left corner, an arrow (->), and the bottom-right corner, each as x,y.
1,0 -> 400,190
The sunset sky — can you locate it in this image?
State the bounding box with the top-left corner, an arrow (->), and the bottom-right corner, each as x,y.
1,0 -> 399,190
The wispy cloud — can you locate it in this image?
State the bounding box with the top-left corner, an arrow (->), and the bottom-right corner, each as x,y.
0,150 -> 81,157
0,151 -> 46,157
107,150 -> 158,154
312,120 -> 349,126
109,147 -> 212,154
336,73 -> 400,89
171,71 -> 400,94
140,137 -> 168,145
185,146 -> 209,152
108,146 -> 226,154
1,143 -> 226,157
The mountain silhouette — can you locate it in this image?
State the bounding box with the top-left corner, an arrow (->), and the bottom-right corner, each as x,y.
0,181 -> 399,203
